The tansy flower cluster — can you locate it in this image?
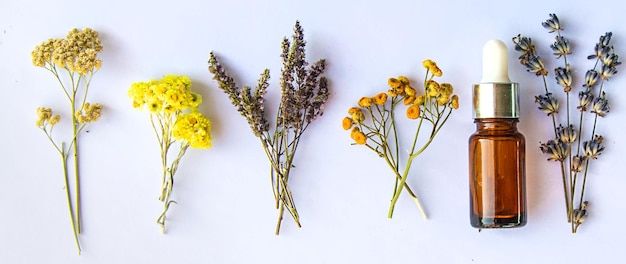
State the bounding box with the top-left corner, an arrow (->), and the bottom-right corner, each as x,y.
129,74 -> 212,233
343,59 -> 458,219
513,14 -> 620,233
31,28 -> 105,255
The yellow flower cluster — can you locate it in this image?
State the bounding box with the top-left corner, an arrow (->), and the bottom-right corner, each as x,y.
75,102 -> 103,123
173,112 -> 213,149
128,74 -> 202,113
343,59 -> 459,145
31,28 -> 103,74
36,107 -> 61,127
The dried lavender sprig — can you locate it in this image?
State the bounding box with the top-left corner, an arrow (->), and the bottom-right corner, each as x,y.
209,21 -> 328,235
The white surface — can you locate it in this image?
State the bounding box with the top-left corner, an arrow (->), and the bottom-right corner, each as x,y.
481,40 -> 511,83
1,0 -> 625,263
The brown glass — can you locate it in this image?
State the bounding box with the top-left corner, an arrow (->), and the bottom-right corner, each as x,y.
469,118 -> 526,228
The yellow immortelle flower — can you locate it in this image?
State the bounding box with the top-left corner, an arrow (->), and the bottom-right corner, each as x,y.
49,115 -> 61,126
342,117 -> 353,130
388,78 -> 401,89
404,96 -> 416,105
373,93 -> 388,105
451,95 -> 459,109
36,107 -> 53,125
173,112 -> 213,149
358,97 -> 373,108
75,102 -> 103,123
406,105 -> 420,119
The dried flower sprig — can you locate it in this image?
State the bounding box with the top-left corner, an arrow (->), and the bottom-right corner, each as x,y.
128,74 -> 212,233
208,21 -> 328,235
343,60 -> 459,219
513,14 -> 620,233
31,27 -> 103,254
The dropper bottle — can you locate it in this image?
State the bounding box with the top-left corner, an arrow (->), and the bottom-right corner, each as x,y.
469,39 -> 527,228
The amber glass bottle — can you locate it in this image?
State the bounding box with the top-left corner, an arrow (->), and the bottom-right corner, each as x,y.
470,39 -> 527,228
469,118 -> 526,228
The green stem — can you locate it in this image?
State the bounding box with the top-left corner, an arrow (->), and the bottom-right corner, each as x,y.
60,144 -> 81,255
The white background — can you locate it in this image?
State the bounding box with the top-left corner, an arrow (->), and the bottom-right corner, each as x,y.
1,0 -> 625,263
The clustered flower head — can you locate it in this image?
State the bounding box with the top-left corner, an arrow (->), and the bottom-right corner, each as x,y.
173,112 -> 212,149
513,14 -> 620,233
343,59 -> 458,146
129,74 -> 212,233
36,107 -> 61,127
31,28 -> 103,74
129,74 -> 202,114
75,103 -> 103,123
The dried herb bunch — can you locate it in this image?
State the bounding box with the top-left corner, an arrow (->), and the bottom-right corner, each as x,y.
208,21 -> 328,235
128,75 -> 212,233
342,60 -> 458,219
513,14 -> 620,233
31,28 -> 104,254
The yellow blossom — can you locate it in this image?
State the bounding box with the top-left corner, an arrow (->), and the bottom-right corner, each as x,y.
388,89 -> 398,97
404,96 -> 416,105
405,85 -> 417,96
422,59 -> 436,69
342,117 -> 353,130
373,93 -> 388,105
451,95 -> 459,109
351,110 -> 366,124
431,65 -> 443,77
173,112 -> 213,149
49,115 -> 61,126
388,78 -> 401,89
406,105 -> 420,119
36,107 -> 53,126
351,128 -> 367,145
397,76 -> 410,85
348,107 -> 361,115
426,80 -> 440,98
439,83 -> 454,97
414,95 -> 425,106
437,96 -> 450,106
358,97 -> 373,108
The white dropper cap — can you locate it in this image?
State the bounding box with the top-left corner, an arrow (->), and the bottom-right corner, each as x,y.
481,39 -> 511,83
473,39 -> 519,119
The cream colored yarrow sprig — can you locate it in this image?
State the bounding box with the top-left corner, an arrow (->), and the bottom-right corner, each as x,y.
31,27 -> 104,255
513,13 -> 620,233
208,21 -> 328,235
128,74 -> 212,233
343,60 -> 458,219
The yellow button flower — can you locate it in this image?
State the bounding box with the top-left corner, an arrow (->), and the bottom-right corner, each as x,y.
406,105 -> 420,119
451,95 -> 459,109
342,117 -> 353,130
358,97 -> 373,108
373,93 -> 388,105
404,96 -> 416,105
388,78 -> 401,89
